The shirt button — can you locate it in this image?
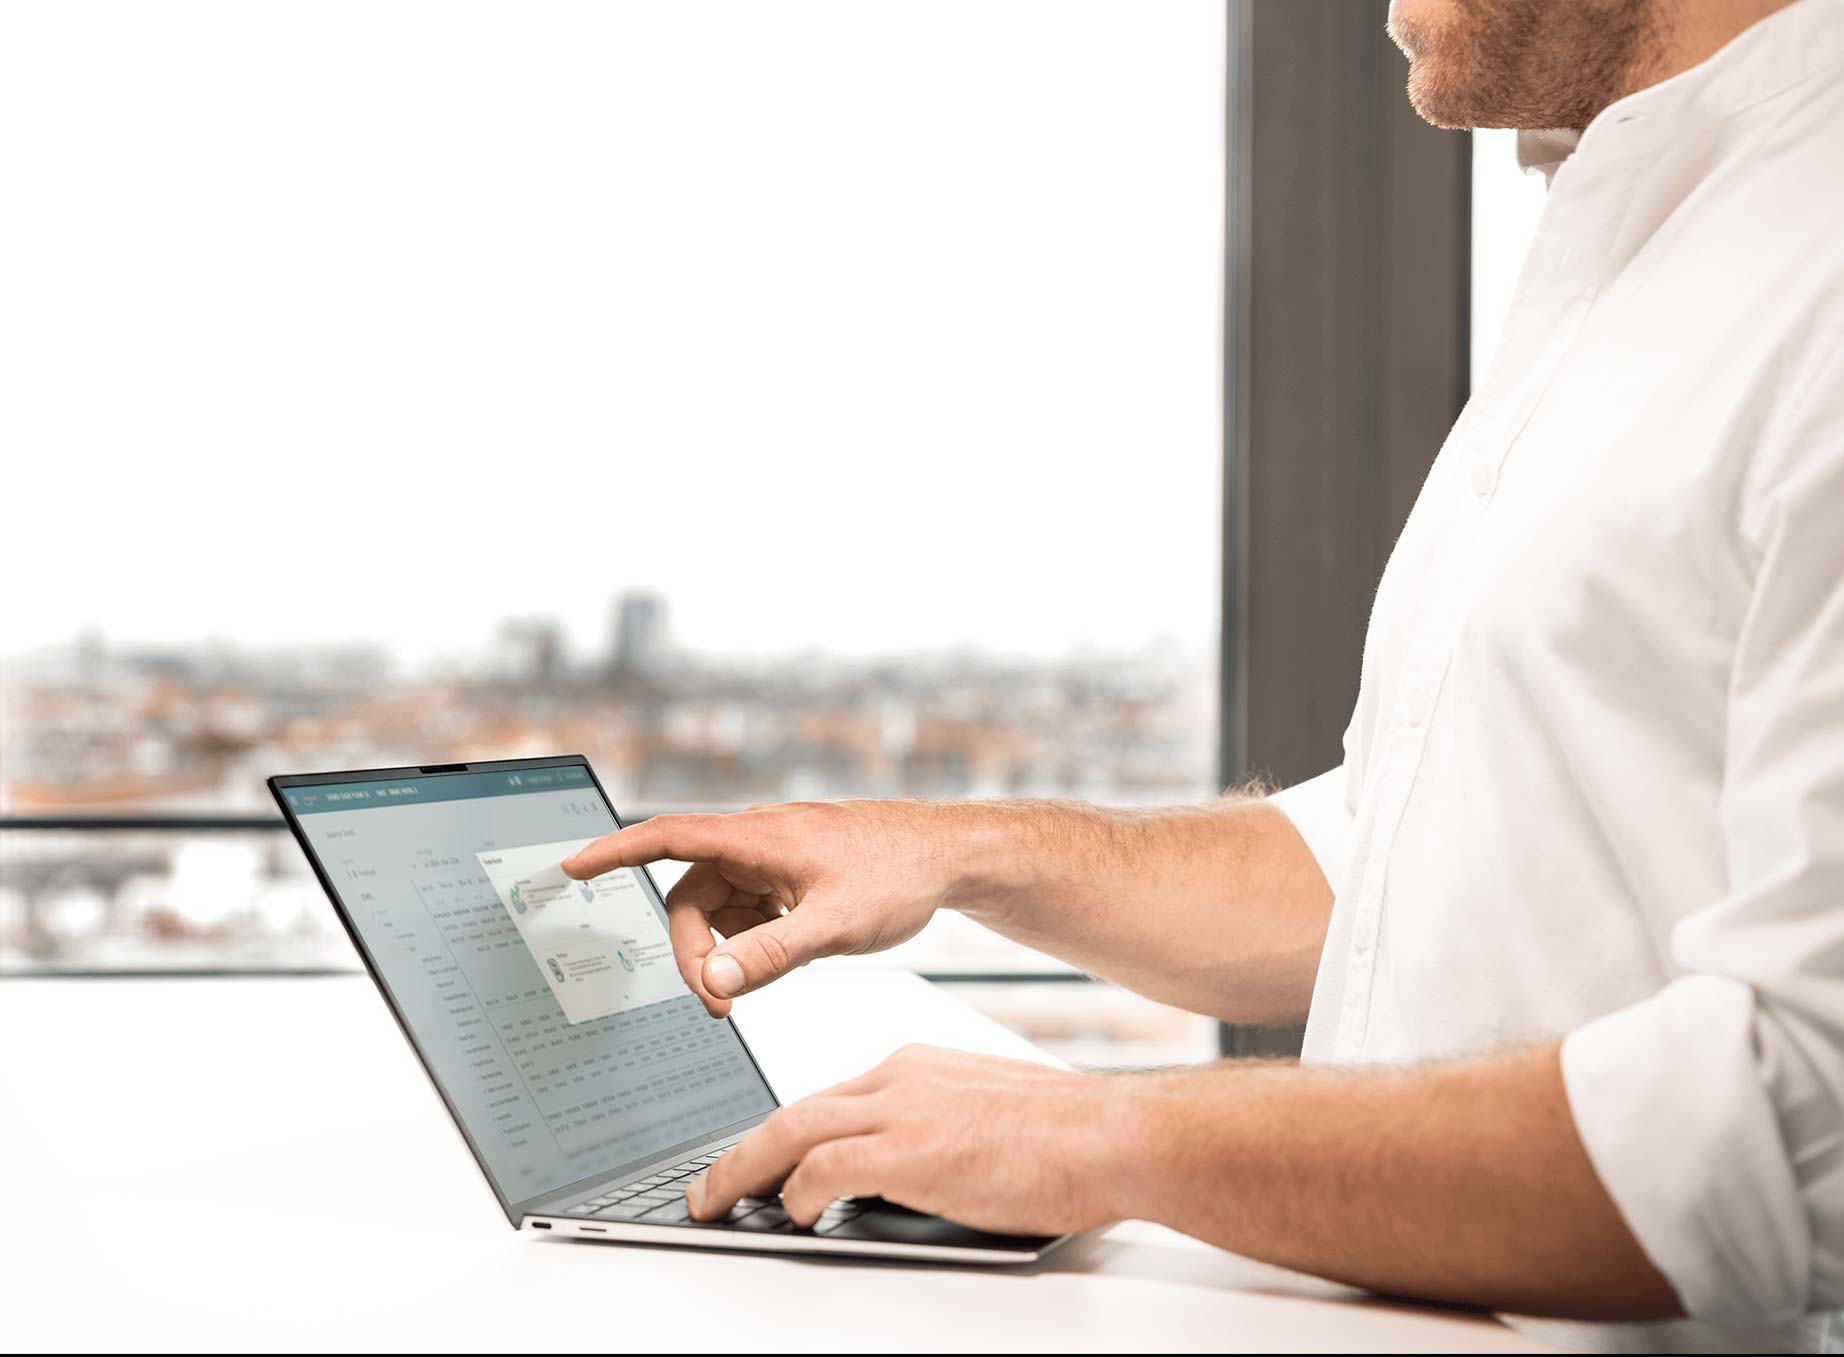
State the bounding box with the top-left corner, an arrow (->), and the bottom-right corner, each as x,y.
1471,462 -> 1496,497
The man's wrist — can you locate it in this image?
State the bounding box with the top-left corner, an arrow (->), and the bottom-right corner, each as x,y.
937,801 -> 1068,922
940,800 -> 1142,927
1072,1068 -> 1190,1228
1086,1063 -> 1276,1232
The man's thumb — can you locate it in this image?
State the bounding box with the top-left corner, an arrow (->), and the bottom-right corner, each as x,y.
702,908 -> 832,998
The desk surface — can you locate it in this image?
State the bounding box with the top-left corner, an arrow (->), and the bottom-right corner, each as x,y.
0,973 -> 1542,1353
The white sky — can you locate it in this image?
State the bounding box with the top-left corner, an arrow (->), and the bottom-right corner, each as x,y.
0,1 -> 1226,668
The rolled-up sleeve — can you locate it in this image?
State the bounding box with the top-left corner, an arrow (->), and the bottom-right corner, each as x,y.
1561,340 -> 1844,1323
1267,766 -> 1354,896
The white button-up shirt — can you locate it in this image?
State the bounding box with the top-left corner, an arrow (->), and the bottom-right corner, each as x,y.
1270,1 -> 1844,1349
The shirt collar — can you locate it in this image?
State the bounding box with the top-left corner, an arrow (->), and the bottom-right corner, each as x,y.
1515,129 -> 1580,184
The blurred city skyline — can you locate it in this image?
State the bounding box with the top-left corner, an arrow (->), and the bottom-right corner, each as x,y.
3,590 -> 1214,681
2,588 -> 1215,814
2,588 -> 1214,976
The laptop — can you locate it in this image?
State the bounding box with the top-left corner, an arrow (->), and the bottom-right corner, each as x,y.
271,755 -> 1068,1263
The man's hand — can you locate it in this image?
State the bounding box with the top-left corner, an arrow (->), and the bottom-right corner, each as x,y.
681,1041 -> 1680,1321
683,1044 -> 1123,1234
564,794 -> 1336,1026
561,802 -> 994,1017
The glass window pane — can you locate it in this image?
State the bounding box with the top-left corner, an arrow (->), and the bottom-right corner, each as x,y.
1470,128 -> 1549,383
2,3 -> 1223,1060
2,1 -> 1222,818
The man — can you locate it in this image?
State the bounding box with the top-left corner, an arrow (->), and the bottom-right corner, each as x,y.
565,0 -> 1844,1348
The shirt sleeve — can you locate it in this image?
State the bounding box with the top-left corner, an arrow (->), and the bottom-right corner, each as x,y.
1266,766 -> 1353,896
1560,332 -> 1844,1324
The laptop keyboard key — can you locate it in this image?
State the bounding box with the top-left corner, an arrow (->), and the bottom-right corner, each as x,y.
640,1199 -> 693,1224
594,1203 -> 656,1221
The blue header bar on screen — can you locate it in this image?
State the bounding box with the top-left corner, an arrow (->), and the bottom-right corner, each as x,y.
282,765 -> 592,814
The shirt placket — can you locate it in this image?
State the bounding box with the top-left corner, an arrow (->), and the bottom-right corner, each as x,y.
1333,649 -> 1454,1053
1329,165 -> 1630,1061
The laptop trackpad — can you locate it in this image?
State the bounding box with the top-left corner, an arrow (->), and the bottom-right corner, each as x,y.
816,1201 -> 1051,1254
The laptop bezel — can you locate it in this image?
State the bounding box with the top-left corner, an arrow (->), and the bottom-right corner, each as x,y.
269,753 -> 782,1228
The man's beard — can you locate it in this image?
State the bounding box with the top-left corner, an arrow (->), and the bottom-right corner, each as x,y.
1389,0 -> 1673,130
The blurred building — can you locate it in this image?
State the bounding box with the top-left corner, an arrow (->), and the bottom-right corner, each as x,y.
609,591 -> 667,677
498,617 -> 565,684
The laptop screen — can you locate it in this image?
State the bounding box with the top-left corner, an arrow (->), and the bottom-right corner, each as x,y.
280,763 -> 776,1213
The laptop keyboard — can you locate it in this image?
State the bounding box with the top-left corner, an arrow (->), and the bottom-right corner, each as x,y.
568,1142 -> 867,1234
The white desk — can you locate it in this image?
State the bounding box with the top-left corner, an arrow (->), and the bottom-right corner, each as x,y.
0,973 -> 1541,1353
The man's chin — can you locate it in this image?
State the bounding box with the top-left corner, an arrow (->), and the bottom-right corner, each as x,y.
1389,7 -> 1490,130
1404,58 -> 1486,131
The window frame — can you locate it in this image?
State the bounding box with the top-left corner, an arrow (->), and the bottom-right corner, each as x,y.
1217,0 -> 1470,1056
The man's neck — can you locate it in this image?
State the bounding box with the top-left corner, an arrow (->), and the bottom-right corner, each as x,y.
1611,0 -> 1800,107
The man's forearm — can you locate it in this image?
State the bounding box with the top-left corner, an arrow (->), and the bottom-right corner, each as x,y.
1101,1044 -> 1681,1321
947,797 -> 1333,1024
